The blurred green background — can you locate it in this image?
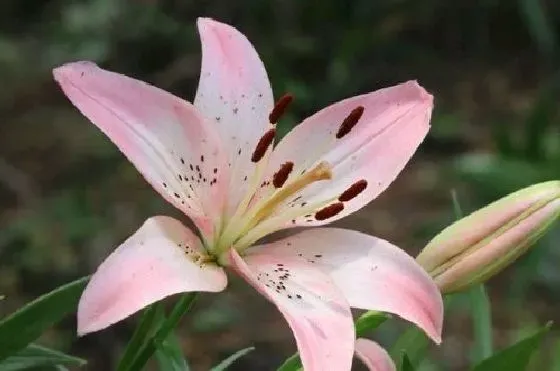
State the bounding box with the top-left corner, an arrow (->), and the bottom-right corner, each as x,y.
0,0 -> 559,370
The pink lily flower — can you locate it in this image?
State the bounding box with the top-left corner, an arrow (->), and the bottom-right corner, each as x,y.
355,338 -> 396,371
53,18 -> 443,371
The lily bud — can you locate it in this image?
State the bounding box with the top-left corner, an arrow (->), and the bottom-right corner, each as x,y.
417,181 -> 560,294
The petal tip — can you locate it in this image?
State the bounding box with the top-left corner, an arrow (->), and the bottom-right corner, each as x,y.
196,16 -> 213,28
52,61 -> 99,82
76,298 -> 105,337
76,328 -> 89,338
403,80 -> 434,106
76,321 -> 105,337
76,316 -> 98,337
196,17 -> 233,34
426,315 -> 443,344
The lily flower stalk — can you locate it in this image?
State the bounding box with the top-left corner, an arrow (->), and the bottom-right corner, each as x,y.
53,18 -> 443,370
417,181 -> 560,294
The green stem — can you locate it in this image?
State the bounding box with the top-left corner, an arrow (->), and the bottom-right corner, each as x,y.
123,293 -> 198,371
117,304 -> 160,371
451,190 -> 493,362
470,284 -> 493,362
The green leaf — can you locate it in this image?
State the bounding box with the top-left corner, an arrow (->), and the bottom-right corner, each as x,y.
155,333 -> 190,371
210,347 -> 255,371
517,0 -> 558,57
122,293 -> 197,371
400,353 -> 415,371
0,277 -> 89,360
390,326 -> 429,369
355,311 -> 391,338
472,322 -> 552,371
117,304 -> 161,371
275,352 -> 300,371
0,343 -> 86,371
154,303 -> 190,371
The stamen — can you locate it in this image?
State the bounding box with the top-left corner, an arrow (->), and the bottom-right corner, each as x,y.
273,162 -> 294,188
315,202 -> 344,220
251,128 -> 276,162
269,94 -> 294,124
248,161 -> 333,226
338,180 -> 368,201
336,106 -> 364,139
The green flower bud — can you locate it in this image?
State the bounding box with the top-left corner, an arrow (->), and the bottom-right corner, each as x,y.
417,181 -> 560,294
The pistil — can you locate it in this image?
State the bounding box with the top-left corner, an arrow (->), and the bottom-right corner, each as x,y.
215,161 -> 332,253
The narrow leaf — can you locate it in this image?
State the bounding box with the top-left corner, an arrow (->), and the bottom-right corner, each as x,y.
518,0 -> 558,57
123,293 -> 197,371
390,326 -> 428,369
400,353 -> 415,371
155,334 -> 190,371
472,322 -> 552,371
0,277 -> 89,360
117,304 -> 161,371
155,304 -> 190,371
355,311 -> 391,338
0,343 -> 86,371
210,347 -> 255,371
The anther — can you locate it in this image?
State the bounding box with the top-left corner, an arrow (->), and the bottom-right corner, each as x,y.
338,180 -> 368,202
336,106 -> 364,139
251,128 -> 276,162
315,202 -> 344,220
273,162 -> 294,188
269,94 -> 293,124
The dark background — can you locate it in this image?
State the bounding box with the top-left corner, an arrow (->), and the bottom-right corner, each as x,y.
0,1 -> 559,370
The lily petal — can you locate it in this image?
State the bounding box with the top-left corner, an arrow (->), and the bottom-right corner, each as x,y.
258,81 -> 431,228
254,228 -> 443,343
228,249 -> 354,371
355,338 -> 396,371
53,62 -> 228,238
195,18 -> 275,215
78,216 -> 227,335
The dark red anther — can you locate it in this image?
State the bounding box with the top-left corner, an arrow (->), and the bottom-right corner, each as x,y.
335,106 -> 364,139
269,94 -> 294,124
338,180 -> 368,202
273,162 -> 294,188
251,128 -> 276,162
314,202 -> 344,221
